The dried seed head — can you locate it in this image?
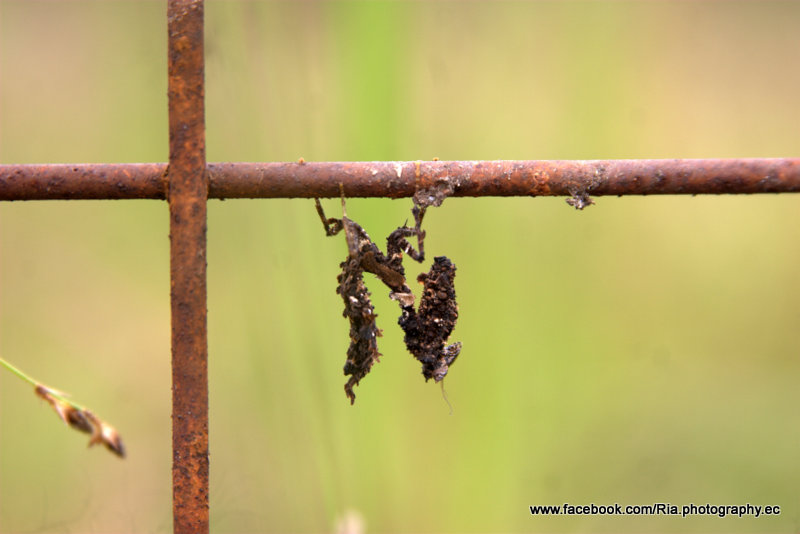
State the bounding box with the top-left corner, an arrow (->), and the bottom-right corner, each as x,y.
35,385 -> 86,430
34,384 -> 125,458
64,404 -> 94,434
84,411 -> 126,458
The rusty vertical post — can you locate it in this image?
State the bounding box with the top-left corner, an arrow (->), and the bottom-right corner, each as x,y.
167,1 -> 208,533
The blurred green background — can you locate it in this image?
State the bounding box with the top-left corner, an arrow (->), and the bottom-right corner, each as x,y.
1,1 -> 799,533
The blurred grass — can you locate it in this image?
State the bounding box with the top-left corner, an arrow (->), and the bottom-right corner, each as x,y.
2,1 -> 800,533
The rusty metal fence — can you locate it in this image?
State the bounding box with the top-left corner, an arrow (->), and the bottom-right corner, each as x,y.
1,1 -> 799,533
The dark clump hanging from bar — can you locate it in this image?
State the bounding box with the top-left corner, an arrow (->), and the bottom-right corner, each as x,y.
398,256 -> 461,383
315,185 -> 461,403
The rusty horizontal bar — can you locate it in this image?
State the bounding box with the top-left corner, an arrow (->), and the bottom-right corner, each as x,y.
1,158 -> 799,201
0,163 -> 167,200
167,1 -> 209,533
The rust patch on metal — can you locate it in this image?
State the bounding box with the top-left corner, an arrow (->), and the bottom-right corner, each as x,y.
413,168 -> 459,209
